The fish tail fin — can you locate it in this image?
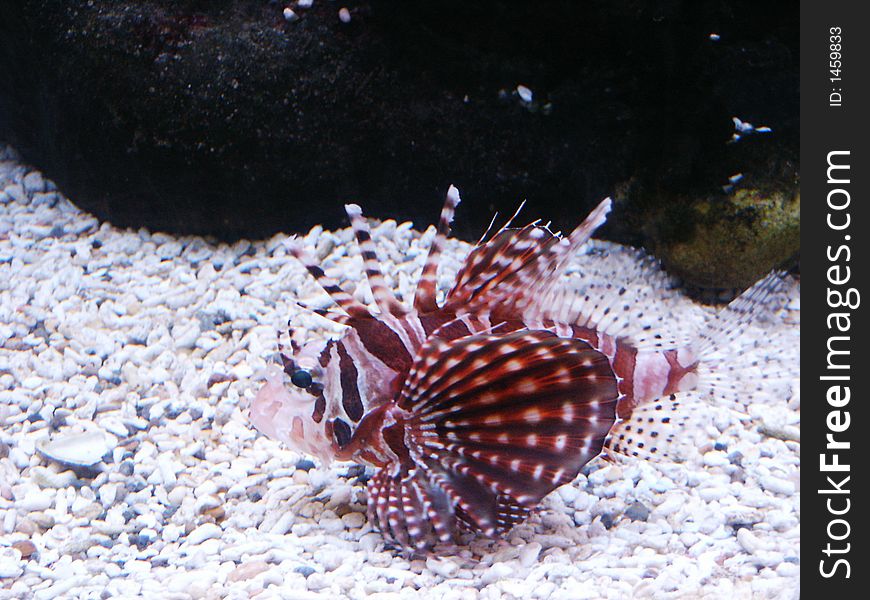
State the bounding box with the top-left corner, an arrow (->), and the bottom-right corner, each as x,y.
688,270 -> 798,407
604,271 -> 798,463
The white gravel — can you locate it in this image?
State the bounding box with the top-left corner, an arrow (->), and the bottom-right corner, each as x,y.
0,145 -> 799,599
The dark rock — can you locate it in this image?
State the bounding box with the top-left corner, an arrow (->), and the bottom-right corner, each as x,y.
119,460 -> 135,476
600,512 -> 616,529
246,485 -> 266,502
294,565 -> 316,578
0,1 -> 798,287
127,477 -> 148,493
295,459 -> 316,472
129,533 -> 152,550
714,442 -> 728,452
624,501 -> 651,522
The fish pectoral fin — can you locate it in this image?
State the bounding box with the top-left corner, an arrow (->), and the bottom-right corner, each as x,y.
392,329 -> 620,541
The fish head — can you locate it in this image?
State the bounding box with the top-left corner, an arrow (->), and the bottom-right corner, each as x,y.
250,334 -> 336,463
250,315 -> 408,464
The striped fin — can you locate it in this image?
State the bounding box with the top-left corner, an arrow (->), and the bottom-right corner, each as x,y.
444,223 -> 561,314
367,466 -> 456,552
413,185 -> 461,313
285,237 -> 373,319
443,197 -> 612,319
345,204 -> 409,317
397,329 -> 619,539
293,300 -> 353,326
551,197 -> 612,272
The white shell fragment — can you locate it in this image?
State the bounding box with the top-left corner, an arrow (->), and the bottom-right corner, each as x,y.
517,84 -> 534,103
36,431 -> 113,468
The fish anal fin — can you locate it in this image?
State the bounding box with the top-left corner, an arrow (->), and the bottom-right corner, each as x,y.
605,393 -> 705,463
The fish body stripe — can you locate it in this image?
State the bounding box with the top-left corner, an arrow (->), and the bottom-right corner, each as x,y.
351,317 -> 414,373
336,342 -> 365,422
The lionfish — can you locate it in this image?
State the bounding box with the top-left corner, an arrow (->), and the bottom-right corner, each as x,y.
250,186 -> 786,552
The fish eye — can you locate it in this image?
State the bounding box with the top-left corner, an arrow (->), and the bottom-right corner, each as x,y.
290,369 -> 313,389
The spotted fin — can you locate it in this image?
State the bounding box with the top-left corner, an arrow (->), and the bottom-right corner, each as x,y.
394,329 -> 619,541
529,250 -> 691,350
604,392 -> 703,462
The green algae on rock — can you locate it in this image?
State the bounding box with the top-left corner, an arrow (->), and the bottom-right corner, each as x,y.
650,188 -> 800,290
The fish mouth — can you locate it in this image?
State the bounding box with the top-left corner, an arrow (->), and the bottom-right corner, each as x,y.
249,364 -> 335,463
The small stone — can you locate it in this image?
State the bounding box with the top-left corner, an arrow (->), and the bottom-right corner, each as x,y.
30,467 -> 79,489
655,494 -> 684,516
306,573 -> 330,591
16,490 -> 53,511
518,542 -> 542,567
340,511 -> 365,529
295,565 -> 316,578
517,84 -> 533,103
186,523 -> 222,545
195,494 -> 222,514
228,560 -> 270,582
760,475 -> 795,496
12,540 -> 37,559
426,557 -> 459,579
703,451 -> 729,468
338,7 -> 351,23
624,501 -> 651,522
737,527 -> 765,554
296,459 -> 315,472
480,562 -> 514,585
0,547 -> 23,578
600,512 -> 616,529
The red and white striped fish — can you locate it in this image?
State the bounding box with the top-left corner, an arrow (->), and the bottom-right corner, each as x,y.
250,185 -> 787,552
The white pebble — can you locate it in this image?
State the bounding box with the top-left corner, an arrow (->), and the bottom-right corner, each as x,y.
338,7 -> 351,23
736,528 -> 766,554
517,85 -> 533,103
426,557 -> 459,578
760,475 -> 795,496
480,562 -> 515,585
519,542 -> 542,567
655,494 -> 685,516
703,451 -> 729,468
0,548 -> 23,578
186,523 -> 222,545
16,490 -> 53,511
341,512 -> 365,529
